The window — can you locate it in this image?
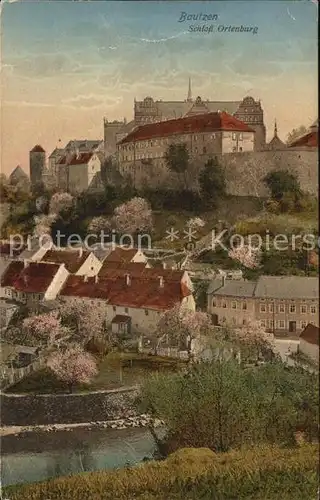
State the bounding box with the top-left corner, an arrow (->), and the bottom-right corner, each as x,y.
232,133 -> 237,140
260,303 -> 266,312
268,319 -> 274,329
260,319 -> 266,327
310,306 -> 316,314
211,133 -> 216,139
222,302 -> 227,309
301,305 -> 307,314
194,147 -> 198,153
242,302 -> 247,310
125,308 -> 129,314
278,304 -> 285,313
301,321 -> 307,329
113,306 -> 116,312
289,304 -> 296,313
269,303 -> 274,313
231,301 -> 237,309
232,147 -> 237,152
239,147 -> 243,152
212,300 -> 216,307
145,309 -> 149,316
203,147 -> 207,154
278,320 -> 285,329
239,133 -> 243,141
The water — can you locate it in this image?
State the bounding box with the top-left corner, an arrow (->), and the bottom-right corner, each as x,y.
1,427 -> 160,487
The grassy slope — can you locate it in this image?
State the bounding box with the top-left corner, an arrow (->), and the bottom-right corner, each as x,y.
5,444 -> 319,500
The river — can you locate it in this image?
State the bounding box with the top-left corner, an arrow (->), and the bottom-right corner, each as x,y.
1,427 -> 160,487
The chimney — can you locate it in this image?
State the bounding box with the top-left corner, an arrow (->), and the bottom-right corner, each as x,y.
84,275 -> 88,282
125,273 -> 131,286
78,247 -> 83,258
95,275 -> 99,284
221,275 -> 225,287
159,276 -> 164,288
162,262 -> 166,270
24,259 -> 29,269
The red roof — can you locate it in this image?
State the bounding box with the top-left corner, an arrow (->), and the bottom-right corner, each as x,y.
118,112 -> 254,145
99,260 -> 185,282
30,145 -> 45,153
300,324 -> 319,346
40,249 -> 90,273
58,152 -> 94,166
60,275 -> 191,311
1,261 -> 61,293
288,131 -> 318,148
103,248 -> 140,264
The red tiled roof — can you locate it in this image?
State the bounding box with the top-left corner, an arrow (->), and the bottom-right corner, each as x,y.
98,260 -> 185,282
300,324 -> 319,346
58,152 -> 94,166
30,145 -> 45,153
118,112 -> 254,145
41,249 -> 90,273
288,131 -> 318,148
1,261 -> 61,293
60,275 -> 191,311
103,248 -> 139,264
0,241 -> 26,257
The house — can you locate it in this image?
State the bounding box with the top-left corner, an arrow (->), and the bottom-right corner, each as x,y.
102,247 -> 148,265
207,275 -> 319,336
299,324 -> 319,365
59,271 -> 195,335
57,152 -> 101,193
0,260 -> 69,310
32,247 -> 102,276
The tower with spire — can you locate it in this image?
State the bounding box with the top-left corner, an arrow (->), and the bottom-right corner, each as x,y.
266,118 -> 286,150
187,77 -> 193,102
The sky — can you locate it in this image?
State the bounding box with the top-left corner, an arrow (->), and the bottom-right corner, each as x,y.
0,0 -> 318,175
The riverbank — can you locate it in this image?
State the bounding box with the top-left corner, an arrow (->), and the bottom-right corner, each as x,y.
0,414 -> 164,437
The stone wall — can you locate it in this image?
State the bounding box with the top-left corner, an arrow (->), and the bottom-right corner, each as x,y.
124,149 -> 318,197
1,387 -> 140,426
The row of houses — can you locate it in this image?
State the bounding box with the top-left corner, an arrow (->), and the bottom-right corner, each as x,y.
0,245 -> 195,335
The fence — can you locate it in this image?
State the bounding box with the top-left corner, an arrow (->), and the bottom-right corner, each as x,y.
139,346 -> 189,360
0,356 -> 46,390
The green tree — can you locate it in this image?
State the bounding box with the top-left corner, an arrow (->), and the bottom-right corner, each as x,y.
164,143 -> 189,188
198,157 -> 226,209
264,170 -> 302,211
141,361 -> 319,456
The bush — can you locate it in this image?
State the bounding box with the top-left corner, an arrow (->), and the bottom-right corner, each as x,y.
5,444 -> 319,499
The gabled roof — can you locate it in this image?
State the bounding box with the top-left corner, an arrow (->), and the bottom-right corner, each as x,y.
300,324 -> 319,346
207,278 -> 257,297
102,247 -> 140,264
119,112 -> 254,145
267,135 -> 286,150
65,140 -> 103,151
1,261 -> 61,293
9,166 -> 29,183
40,249 -> 91,273
49,148 -> 64,159
58,152 -> 95,166
60,275 -> 191,311
30,145 -> 45,153
288,131 -> 318,148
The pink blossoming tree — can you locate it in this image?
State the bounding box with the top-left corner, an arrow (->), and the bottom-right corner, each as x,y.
59,300 -> 106,343
228,245 -> 261,269
232,319 -> 274,363
49,192 -> 74,215
88,216 -> 112,235
22,312 -> 71,348
33,214 -> 57,237
47,345 -> 98,392
112,197 -> 153,234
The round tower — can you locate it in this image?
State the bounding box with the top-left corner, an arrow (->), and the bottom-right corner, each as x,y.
29,144 -> 46,187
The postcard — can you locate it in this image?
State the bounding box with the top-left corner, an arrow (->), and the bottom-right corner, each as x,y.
0,0 -> 318,497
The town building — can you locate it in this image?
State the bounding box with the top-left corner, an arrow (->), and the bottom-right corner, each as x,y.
56,152 -> 101,193
9,166 -> 30,186
31,247 -> 102,277
298,323 -> 319,365
288,119 -> 318,149
117,111 -> 255,181
0,261 -> 69,310
265,120 -> 287,151
207,275 -> 319,336
59,270 -> 195,335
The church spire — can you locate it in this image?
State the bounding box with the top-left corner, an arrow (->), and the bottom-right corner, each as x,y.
187,77 -> 192,102
274,119 -> 278,137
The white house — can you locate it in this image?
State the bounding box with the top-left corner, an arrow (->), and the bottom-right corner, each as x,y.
33,247 -> 102,277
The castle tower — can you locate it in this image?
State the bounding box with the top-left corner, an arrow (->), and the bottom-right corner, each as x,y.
187,77 -> 193,102
234,96 -> 266,151
29,145 -> 46,188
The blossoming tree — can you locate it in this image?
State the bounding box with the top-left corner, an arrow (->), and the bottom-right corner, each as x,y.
88,216 -> 112,235
232,319 -> 275,363
33,214 -> 57,237
47,345 -> 98,392
228,245 -> 261,269
49,192 -> 74,215
22,312 -> 71,348
112,197 -> 153,234
59,301 -> 106,343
